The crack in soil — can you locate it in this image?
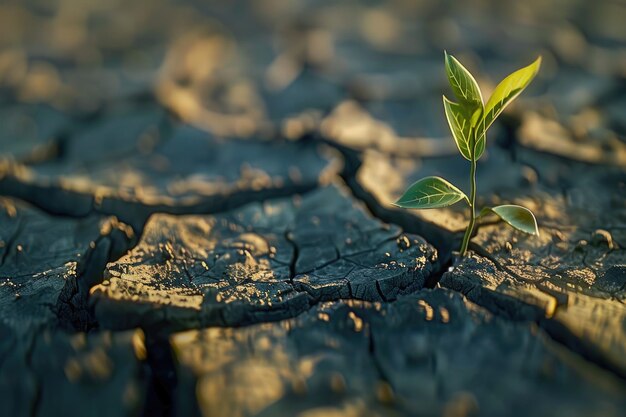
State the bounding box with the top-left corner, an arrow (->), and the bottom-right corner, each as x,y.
141,331 -> 178,417
284,230 -> 299,284
55,220 -> 136,332
320,135 -> 626,384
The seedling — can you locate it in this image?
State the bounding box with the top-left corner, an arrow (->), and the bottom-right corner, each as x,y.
394,52 -> 541,256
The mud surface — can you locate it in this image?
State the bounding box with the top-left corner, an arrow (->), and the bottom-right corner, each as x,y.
173,289 -> 625,417
0,0 -> 625,416
92,184 -> 437,331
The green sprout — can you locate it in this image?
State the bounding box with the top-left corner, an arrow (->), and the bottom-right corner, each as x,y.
393,52 -> 542,256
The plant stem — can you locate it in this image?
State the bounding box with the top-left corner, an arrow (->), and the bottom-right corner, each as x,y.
460,157 -> 477,256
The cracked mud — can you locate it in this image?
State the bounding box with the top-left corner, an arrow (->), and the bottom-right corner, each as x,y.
92,184 -> 437,331
0,1 -> 625,416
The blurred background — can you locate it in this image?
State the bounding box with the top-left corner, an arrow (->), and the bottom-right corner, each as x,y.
0,0 -> 624,150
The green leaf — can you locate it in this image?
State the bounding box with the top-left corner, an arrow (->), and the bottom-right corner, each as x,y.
479,205 -> 539,235
471,108 -> 486,160
477,56 -> 542,137
443,96 -> 473,161
474,128 -> 486,160
393,176 -> 468,209
444,51 -> 484,111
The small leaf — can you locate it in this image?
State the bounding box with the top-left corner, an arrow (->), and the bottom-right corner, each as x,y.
444,51 -> 484,111
477,56 -> 542,137
393,176 -> 468,209
480,205 -> 539,235
443,96 -> 473,161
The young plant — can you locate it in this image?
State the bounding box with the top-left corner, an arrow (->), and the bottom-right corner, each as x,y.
394,52 -> 541,256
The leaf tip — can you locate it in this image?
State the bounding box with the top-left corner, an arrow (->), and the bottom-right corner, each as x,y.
444,51 -> 454,67
532,55 -> 542,73
531,220 -> 540,237
526,208 -> 540,236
